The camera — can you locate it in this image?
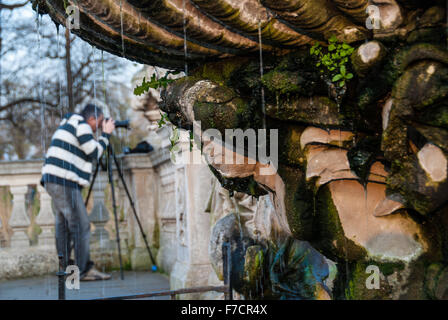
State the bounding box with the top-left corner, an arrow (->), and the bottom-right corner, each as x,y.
105,118 -> 130,129
115,120 -> 130,129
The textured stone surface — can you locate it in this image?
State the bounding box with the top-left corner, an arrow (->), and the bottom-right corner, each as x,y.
37,0 -> 376,69
417,143 -> 447,182
0,248 -> 58,280
328,180 -> 427,262
0,271 -> 170,300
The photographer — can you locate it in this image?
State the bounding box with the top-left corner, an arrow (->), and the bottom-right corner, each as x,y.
40,104 -> 115,281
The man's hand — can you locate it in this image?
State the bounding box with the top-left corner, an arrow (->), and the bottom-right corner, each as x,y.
102,118 -> 115,134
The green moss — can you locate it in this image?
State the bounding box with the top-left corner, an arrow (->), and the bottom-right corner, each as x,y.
344,261 -> 394,300
266,95 -> 341,126
385,155 -> 445,216
422,259 -> 448,300
277,165 -> 315,240
31,192 -> 40,217
192,57 -> 249,85
284,125 -> 306,167
262,70 -> 300,95
192,84 -> 257,133
122,259 -> 132,271
376,260 -> 405,276
381,43 -> 448,92
153,220 -> 160,250
418,106 -> 448,129
313,184 -> 367,262
243,245 -> 265,287
345,279 -> 357,300
119,206 -> 125,221
406,27 -> 447,45
412,122 -> 448,151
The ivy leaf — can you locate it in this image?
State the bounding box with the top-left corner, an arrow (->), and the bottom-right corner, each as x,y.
171,127 -> 180,143
329,35 -> 338,43
158,112 -> 168,128
328,44 -> 336,51
346,73 -> 353,79
340,65 -> 346,76
332,74 -> 342,82
133,77 -> 149,96
134,71 -> 180,96
339,80 -> 345,87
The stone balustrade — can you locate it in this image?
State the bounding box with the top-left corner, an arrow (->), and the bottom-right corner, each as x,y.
0,147 -> 175,279
0,142 -> 223,300
0,160 -> 44,249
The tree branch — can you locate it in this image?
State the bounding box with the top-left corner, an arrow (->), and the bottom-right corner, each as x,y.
0,98 -> 57,112
0,1 -> 29,10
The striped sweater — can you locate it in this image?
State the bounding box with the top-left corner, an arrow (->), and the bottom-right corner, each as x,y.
41,113 -> 110,189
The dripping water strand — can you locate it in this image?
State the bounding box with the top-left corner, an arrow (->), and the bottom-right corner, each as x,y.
91,46 -> 98,108
101,51 -> 107,106
182,0 -> 188,75
197,0 -> 201,31
56,25 -> 63,118
120,0 -> 125,57
258,20 -> 266,129
91,45 -> 105,273
36,9 -> 46,155
231,196 -> 244,247
343,235 -> 350,294
0,1 -> 2,116
364,183 -> 368,256
40,13 -> 49,147
352,131 -> 356,149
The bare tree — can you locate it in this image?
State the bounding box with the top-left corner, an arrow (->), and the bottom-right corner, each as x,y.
0,2 -> 138,159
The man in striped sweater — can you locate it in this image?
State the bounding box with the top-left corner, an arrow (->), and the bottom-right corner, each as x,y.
41,104 -> 115,281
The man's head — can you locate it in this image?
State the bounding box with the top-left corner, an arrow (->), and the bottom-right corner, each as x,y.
81,104 -> 104,133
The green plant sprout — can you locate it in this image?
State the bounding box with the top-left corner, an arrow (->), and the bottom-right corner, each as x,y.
158,112 -> 194,151
170,126 -> 180,153
158,112 -> 169,128
133,70 -> 181,96
133,72 -> 193,158
310,35 -> 354,88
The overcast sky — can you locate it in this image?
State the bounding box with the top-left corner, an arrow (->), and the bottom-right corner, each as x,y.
0,1 -> 145,160
0,1 -> 142,95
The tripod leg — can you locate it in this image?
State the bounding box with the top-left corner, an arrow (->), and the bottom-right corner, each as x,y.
107,148 -> 125,280
84,160 -> 100,207
109,145 -> 157,270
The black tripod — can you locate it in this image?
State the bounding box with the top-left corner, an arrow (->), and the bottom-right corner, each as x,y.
85,143 -> 157,280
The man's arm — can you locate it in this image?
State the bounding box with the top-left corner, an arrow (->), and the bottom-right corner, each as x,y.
77,123 -> 110,161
